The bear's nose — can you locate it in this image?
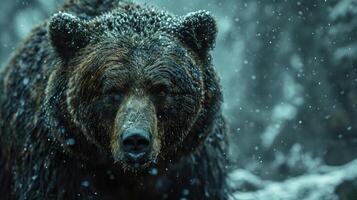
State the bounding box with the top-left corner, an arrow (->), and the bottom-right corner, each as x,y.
121,128 -> 151,162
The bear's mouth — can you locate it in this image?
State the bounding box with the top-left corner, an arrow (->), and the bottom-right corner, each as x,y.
124,152 -> 149,166
113,154 -> 156,173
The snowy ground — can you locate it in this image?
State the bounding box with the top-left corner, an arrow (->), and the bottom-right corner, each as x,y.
229,159 -> 357,200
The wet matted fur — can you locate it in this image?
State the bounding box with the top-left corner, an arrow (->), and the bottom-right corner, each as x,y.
0,0 -> 229,199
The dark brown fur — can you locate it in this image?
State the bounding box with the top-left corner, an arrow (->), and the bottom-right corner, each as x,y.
0,0 -> 228,199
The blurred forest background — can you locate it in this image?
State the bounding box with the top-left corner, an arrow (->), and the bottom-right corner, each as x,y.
1,0 -> 357,199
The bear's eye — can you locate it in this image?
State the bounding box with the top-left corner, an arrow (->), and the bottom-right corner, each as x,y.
157,90 -> 167,97
94,92 -> 123,121
151,84 -> 169,97
104,87 -> 125,99
109,94 -> 122,102
150,85 -> 170,104
101,88 -> 124,107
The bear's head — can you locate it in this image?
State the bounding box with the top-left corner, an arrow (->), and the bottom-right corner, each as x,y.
44,5 -> 222,173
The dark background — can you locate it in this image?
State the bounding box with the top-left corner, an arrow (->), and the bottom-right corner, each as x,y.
1,0 -> 357,199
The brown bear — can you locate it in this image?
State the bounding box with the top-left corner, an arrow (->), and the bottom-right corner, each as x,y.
0,0 -> 228,199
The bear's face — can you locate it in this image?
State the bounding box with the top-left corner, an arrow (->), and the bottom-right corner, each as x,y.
47,8 -> 219,172
66,36 -> 204,170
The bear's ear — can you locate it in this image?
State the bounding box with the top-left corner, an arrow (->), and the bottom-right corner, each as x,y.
48,12 -> 91,58
177,10 -> 217,59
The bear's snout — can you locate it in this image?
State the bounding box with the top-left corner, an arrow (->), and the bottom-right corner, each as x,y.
121,128 -> 152,164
